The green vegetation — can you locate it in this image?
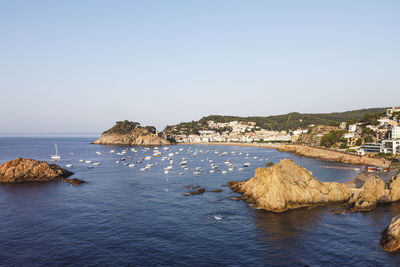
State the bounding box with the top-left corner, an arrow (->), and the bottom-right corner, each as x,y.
266,162 -> 275,167
164,107 -> 386,135
320,130 -> 347,148
361,112 -> 384,125
103,120 -> 156,135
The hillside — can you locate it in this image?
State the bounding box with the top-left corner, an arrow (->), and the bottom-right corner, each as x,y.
164,108 -> 386,134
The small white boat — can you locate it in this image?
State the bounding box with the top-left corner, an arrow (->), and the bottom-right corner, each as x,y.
79,159 -> 84,162
243,163 -> 251,167
145,156 -> 152,161
85,160 -> 92,164
109,150 -> 115,153
93,162 -> 101,166
140,168 -> 146,171
96,151 -> 102,155
128,164 -> 135,167
193,171 -> 201,175
238,168 -> 244,171
50,144 -> 61,161
210,170 -> 215,173
115,161 -> 120,164
228,168 -> 234,171
180,161 -> 188,165
178,172 -> 184,175
164,170 -> 169,174
65,164 -> 73,168
222,171 -> 227,174
87,165 -> 94,169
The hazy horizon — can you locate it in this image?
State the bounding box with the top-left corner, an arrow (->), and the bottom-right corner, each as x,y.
1,1 -> 399,133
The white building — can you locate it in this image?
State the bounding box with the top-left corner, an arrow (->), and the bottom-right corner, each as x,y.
343,132 -> 355,139
348,124 -> 357,132
387,107 -> 400,117
382,139 -> 400,154
391,126 -> 400,140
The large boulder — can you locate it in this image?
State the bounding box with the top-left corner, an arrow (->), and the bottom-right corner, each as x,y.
230,159 -> 351,212
381,216 -> 400,252
0,158 -> 73,183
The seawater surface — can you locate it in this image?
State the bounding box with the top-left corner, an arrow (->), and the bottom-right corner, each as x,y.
0,137 -> 399,266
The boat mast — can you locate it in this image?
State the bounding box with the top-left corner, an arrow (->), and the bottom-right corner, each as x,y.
55,144 -> 58,156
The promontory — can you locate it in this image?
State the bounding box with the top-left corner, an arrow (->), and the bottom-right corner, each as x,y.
93,120 -> 172,146
0,158 -> 73,183
229,159 -> 400,213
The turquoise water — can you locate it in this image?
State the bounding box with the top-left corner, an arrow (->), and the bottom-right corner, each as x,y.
0,137 -> 399,266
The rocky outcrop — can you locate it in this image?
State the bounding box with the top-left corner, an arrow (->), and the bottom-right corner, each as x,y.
381,216 -> 400,252
230,158 -> 400,213
94,121 -> 172,146
63,178 -> 85,185
230,159 -> 351,212
0,158 -> 73,183
278,145 -> 389,167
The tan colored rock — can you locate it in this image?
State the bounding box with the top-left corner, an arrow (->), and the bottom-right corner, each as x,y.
0,158 -> 73,183
348,177 -> 388,211
389,174 -> 400,202
230,159 -> 351,212
278,145 -> 389,167
381,216 -> 400,252
94,127 -> 171,146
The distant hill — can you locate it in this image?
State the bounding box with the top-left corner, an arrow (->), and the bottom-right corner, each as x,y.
164,108 -> 387,134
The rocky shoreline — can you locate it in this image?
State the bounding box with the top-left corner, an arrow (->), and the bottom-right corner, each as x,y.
278,144 -> 389,167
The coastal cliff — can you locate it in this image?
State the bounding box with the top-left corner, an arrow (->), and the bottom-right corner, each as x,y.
278,145 -> 389,167
230,159 -> 400,213
0,158 -> 73,183
94,120 -> 172,146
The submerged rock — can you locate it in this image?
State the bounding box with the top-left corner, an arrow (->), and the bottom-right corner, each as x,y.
184,188 -> 206,196
63,178 -> 85,185
230,159 -> 350,212
381,216 -> 400,252
210,189 -> 223,193
0,158 -> 73,183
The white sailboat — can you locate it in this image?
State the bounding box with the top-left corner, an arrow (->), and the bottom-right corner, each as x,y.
50,144 -> 61,161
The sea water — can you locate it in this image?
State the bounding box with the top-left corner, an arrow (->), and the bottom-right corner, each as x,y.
0,137 -> 399,266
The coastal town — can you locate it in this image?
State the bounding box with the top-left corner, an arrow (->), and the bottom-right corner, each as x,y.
166,107 -> 400,158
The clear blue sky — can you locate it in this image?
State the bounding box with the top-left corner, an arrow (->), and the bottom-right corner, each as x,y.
1,0 -> 399,134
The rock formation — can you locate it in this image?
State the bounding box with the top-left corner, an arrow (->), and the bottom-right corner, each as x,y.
94,120 -> 172,146
278,145 -> 389,167
230,158 -> 400,213
381,216 -> 400,252
230,159 -> 351,212
0,158 -> 73,183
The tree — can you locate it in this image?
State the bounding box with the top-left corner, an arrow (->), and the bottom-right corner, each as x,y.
320,130 -> 346,148
355,138 -> 362,146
